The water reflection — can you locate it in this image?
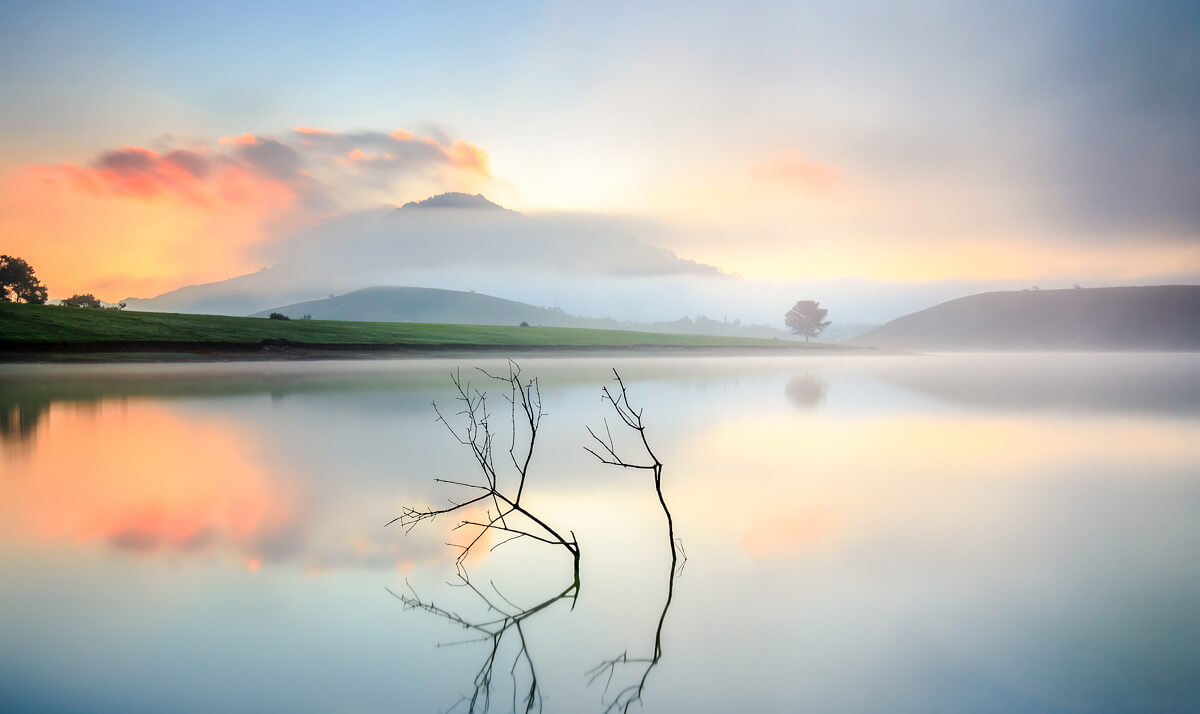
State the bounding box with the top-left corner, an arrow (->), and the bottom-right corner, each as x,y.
1,355 -> 1198,713
785,373 -> 828,409
872,352 -> 1200,414
1,401 -> 294,561
583,369 -> 681,713
395,366 -> 684,712
392,569 -> 580,713
588,550 -> 682,713
0,397 -> 48,450
0,393 -> 462,575
388,364 -> 584,712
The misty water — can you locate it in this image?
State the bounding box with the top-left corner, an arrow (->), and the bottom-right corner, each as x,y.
2,354 -> 1199,713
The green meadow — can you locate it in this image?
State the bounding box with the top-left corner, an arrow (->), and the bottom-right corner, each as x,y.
0,302 -> 830,349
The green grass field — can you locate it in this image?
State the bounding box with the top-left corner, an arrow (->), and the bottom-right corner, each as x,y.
0,302 -> 825,349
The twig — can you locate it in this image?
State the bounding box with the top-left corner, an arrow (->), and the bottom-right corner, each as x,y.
390,361 -> 580,570
585,369 -> 682,711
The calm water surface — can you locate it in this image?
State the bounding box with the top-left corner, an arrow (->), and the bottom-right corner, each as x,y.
2,354 -> 1198,713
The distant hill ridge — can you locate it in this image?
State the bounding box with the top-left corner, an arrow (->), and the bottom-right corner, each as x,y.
253,286 -> 567,325
853,285 -> 1200,351
253,285 -> 793,340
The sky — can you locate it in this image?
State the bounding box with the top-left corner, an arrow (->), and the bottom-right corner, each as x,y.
1,0 -> 1198,303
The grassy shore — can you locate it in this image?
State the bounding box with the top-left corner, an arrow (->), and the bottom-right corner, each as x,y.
0,302 -> 834,351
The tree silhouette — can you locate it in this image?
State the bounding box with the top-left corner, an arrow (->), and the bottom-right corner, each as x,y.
785,300 -> 830,342
61,293 -> 102,308
0,255 -> 48,304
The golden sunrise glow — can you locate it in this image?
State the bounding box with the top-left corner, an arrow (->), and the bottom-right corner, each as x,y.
1,168 -> 291,300
670,413 -> 1200,559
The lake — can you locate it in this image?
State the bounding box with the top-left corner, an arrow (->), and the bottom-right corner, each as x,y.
2,353 -> 1198,713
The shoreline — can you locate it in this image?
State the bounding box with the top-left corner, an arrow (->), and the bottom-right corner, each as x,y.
0,340 -> 878,363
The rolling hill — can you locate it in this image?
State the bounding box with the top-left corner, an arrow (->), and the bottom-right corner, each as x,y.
252,286 -> 795,340
852,285 -> 1200,351
252,286 -> 583,326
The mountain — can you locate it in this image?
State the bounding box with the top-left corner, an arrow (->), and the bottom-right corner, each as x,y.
852,285 -> 1200,351
399,192 -> 508,210
253,285 -> 795,340
125,193 -> 724,316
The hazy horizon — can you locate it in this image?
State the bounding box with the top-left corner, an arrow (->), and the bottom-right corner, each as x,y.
113,195 -> 1200,328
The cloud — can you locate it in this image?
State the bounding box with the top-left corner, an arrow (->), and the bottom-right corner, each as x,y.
162,149 -> 210,179
50,143 -> 297,211
44,125 -> 493,217
288,126 -> 492,179
753,152 -> 839,193
14,125 -> 497,299
234,136 -> 305,181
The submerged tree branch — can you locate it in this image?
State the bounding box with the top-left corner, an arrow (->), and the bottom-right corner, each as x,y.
394,364 -> 685,713
388,360 -> 580,570
585,369 -> 684,711
585,369 -> 677,568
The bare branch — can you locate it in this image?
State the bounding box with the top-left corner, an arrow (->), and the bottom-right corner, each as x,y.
585,369 -> 676,565
392,363 -> 580,569
584,369 -> 683,712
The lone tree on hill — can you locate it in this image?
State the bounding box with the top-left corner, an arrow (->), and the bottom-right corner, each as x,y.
785,300 -> 830,342
0,255 -> 48,304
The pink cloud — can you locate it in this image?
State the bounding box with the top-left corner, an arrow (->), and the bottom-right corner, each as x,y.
754,153 -> 840,192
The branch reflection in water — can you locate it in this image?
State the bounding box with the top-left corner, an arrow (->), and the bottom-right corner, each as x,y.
388,568 -> 579,714
391,364 -> 681,713
585,368 -> 682,712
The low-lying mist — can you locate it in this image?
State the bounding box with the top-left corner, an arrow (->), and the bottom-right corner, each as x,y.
122,203 -> 1043,330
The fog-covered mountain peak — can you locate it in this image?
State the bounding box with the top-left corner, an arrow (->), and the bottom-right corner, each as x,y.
397,192 -> 510,212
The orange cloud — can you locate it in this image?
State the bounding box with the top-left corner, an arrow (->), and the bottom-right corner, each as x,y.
334,132 -> 490,180
342,147 -> 378,165
4,125 -> 496,299
753,152 -> 839,192
48,146 -> 297,210
444,140 -> 491,179
218,133 -> 260,147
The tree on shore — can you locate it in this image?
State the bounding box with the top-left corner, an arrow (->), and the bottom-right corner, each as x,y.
785,300 -> 830,342
0,255 -> 49,304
